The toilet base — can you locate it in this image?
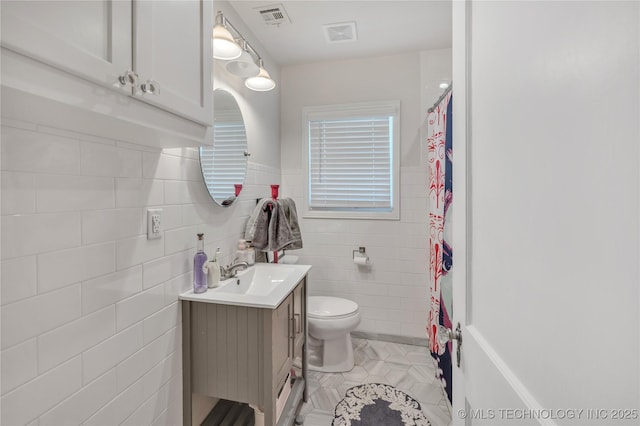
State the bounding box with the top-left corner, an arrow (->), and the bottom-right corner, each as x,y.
307,333 -> 355,373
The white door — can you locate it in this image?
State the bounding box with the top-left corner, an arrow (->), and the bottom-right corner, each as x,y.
0,0 -> 131,92
451,1 -> 640,425
133,0 -> 213,126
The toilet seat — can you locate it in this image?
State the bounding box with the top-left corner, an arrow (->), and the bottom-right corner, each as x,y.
308,296 -> 359,319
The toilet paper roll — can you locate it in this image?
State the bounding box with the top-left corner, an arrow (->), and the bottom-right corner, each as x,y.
353,255 -> 369,265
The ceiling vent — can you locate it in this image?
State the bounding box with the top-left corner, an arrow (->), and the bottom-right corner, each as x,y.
254,3 -> 291,26
323,21 -> 358,43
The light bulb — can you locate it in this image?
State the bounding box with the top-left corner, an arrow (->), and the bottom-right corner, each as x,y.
245,67 -> 276,91
212,25 -> 242,60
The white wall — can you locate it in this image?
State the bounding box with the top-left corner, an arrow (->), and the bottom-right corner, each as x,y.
281,50 -> 451,338
466,0 -> 639,419
0,7 -> 281,425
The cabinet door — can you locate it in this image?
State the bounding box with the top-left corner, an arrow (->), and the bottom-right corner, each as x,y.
292,280 -> 306,357
1,0 -> 131,92
272,294 -> 293,390
133,0 -> 213,126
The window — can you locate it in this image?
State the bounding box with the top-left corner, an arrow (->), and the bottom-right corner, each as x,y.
302,101 -> 400,220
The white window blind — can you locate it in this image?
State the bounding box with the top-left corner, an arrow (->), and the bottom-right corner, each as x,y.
200,121 -> 247,200
303,101 -> 400,220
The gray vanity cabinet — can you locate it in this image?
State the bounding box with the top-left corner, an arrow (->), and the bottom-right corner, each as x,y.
182,278 -> 307,426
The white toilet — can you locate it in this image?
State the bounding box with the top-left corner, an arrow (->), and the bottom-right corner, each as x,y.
307,296 -> 361,373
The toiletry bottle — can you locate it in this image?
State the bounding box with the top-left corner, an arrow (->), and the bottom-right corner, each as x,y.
207,248 -> 221,288
193,233 -> 208,294
235,239 -> 247,263
246,244 -> 255,266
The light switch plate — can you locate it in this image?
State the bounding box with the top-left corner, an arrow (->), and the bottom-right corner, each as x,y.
147,208 -> 162,240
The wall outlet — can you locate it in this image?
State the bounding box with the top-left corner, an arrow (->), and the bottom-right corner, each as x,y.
147,208 -> 162,240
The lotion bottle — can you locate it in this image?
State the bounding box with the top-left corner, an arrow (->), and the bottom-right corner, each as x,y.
235,239 -> 248,263
207,248 -> 221,288
246,244 -> 255,265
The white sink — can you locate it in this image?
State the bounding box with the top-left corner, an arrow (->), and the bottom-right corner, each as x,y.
215,265 -> 295,296
180,263 -> 311,309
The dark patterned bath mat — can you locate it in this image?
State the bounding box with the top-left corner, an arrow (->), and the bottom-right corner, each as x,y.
332,383 -> 431,426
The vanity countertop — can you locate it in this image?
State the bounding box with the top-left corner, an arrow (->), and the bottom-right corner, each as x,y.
179,263 -> 311,309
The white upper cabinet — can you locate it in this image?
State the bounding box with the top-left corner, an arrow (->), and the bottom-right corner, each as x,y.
134,0 -> 213,126
1,0 -> 213,141
1,0 -> 132,93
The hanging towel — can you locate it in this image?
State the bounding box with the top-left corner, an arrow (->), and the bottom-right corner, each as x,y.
277,198 -> 303,250
245,197 -> 304,253
244,199 -> 276,250
268,202 -> 294,252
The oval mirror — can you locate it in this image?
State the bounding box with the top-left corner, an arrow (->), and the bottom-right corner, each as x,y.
200,89 -> 248,207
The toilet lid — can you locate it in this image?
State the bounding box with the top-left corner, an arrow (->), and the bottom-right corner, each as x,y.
308,296 -> 359,319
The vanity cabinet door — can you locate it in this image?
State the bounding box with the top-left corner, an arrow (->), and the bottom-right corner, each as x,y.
133,0 -> 213,125
1,0 -> 132,93
292,280 -> 306,358
271,294 -> 293,391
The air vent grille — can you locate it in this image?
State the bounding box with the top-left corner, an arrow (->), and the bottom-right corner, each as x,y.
323,22 -> 358,43
255,3 -> 291,26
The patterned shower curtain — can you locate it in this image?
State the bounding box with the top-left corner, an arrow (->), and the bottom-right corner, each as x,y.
427,92 -> 453,403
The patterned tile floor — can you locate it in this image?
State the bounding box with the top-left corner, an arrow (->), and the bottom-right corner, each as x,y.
299,338 -> 452,426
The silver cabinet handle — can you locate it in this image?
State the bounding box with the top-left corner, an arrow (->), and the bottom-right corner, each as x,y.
294,313 -> 301,334
117,70 -> 138,87
290,317 -> 295,340
140,80 -> 160,95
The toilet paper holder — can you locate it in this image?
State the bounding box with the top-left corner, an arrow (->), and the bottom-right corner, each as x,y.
352,247 -> 369,264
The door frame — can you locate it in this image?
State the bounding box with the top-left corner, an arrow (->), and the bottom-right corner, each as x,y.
450,0 -> 469,422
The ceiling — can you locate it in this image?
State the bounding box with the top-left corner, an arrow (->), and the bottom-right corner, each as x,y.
227,1 -> 452,66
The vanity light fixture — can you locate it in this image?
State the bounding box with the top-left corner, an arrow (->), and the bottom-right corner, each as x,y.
245,59 -> 276,91
213,11 -> 276,92
225,40 -> 260,77
212,13 -> 242,60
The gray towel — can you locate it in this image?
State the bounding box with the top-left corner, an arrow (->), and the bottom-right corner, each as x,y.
277,198 -> 303,250
244,199 -> 276,250
269,202 -> 293,251
245,197 -> 303,252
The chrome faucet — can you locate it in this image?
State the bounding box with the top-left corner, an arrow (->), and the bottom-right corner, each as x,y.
221,261 -> 249,279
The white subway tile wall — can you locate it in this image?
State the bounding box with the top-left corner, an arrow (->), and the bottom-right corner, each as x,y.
1,114 -> 429,424
37,305 -> 116,373
280,167 -> 430,338
0,121 -> 279,425
1,338 -> 38,395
